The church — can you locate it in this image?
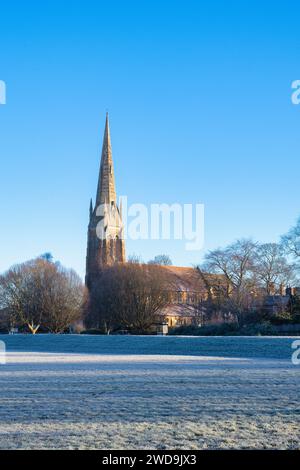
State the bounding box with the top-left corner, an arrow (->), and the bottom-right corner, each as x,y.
85,115 -> 210,328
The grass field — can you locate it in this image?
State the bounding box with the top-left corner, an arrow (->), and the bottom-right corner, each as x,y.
0,336 -> 299,449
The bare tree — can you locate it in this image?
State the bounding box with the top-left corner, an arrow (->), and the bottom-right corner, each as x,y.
253,243 -> 296,294
148,254 -> 172,266
0,262 -> 43,333
127,254 -> 144,264
0,258 -> 85,333
85,264 -> 171,333
39,252 -> 54,263
84,267 -> 123,334
197,239 -> 258,325
42,266 -> 85,333
196,268 -> 233,323
281,217 -> 300,265
0,307 -> 12,332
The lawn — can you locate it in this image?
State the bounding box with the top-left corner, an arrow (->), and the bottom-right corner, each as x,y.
0,336 -> 299,449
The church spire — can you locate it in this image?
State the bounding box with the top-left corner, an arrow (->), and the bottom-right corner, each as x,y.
95,113 -> 116,207
86,114 -> 125,288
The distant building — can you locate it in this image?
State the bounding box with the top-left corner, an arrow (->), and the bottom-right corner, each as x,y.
158,266 -> 206,327
261,287 -> 300,317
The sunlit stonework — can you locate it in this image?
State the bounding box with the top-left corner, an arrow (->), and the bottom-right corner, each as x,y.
85,114 -> 125,289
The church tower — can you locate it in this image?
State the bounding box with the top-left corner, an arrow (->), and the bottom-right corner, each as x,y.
85,114 -> 125,289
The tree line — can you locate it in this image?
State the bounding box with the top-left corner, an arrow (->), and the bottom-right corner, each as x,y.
0,217 -> 300,334
197,219 -> 300,326
197,240 -> 297,325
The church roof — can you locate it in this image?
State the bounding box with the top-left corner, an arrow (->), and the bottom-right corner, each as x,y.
161,265 -> 208,293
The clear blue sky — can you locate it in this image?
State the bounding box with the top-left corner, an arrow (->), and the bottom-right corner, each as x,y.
1,0 -> 300,279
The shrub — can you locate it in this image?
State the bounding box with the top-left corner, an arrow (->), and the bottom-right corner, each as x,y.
169,321 -> 277,336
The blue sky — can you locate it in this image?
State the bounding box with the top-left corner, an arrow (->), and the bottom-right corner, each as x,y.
1,0 -> 300,279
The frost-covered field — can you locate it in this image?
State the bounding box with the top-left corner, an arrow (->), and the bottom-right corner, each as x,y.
0,335 -> 299,449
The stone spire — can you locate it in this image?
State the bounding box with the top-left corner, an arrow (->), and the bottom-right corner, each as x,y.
85,114 -> 126,289
95,113 -> 116,207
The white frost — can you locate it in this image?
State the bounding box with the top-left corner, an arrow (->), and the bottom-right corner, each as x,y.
0,351 -> 299,449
